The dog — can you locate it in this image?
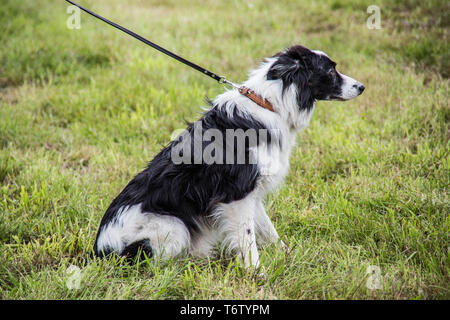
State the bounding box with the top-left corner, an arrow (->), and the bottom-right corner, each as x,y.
92,45 -> 365,268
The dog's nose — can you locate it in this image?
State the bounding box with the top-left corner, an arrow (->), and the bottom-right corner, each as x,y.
353,83 -> 365,93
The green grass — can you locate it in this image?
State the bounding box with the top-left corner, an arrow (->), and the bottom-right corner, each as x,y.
0,0 -> 448,299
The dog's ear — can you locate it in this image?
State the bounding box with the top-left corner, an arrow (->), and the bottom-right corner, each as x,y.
267,55 -> 314,110
296,69 -> 313,109
267,56 -> 301,81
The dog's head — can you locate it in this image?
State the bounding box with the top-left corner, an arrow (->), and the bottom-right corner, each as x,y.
266,45 -> 365,109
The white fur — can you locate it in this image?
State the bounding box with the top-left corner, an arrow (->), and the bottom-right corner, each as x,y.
96,204 -> 190,258
337,72 -> 363,100
312,49 -> 329,57
211,191 -> 260,267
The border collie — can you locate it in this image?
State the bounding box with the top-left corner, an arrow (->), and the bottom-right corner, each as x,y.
93,45 -> 364,268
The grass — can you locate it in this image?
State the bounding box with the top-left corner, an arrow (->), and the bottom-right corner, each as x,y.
0,0 -> 448,299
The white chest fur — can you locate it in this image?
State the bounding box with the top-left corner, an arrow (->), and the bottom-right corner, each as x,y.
254,126 -> 298,197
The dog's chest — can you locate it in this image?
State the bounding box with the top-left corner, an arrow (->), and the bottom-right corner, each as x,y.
254,133 -> 296,196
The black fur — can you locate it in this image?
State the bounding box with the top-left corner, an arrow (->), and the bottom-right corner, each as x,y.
267,45 -> 344,108
122,239 -> 153,260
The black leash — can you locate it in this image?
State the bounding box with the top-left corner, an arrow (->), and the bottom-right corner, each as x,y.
64,0 -> 238,88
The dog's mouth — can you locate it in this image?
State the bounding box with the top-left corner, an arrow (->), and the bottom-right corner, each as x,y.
328,96 -> 346,101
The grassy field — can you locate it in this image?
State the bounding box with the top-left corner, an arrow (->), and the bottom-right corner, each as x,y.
0,0 -> 448,299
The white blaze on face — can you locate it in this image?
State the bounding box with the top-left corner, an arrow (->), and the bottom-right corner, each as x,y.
311,50 -> 329,58
337,72 -> 365,100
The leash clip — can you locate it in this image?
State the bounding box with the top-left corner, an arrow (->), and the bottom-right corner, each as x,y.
218,77 -> 240,90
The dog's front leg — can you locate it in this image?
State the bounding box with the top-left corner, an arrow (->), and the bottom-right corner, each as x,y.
238,215 -> 259,269
220,195 -> 260,268
254,201 -> 279,244
255,201 -> 287,249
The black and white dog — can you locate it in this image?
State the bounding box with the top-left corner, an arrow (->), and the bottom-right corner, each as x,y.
93,45 -> 364,268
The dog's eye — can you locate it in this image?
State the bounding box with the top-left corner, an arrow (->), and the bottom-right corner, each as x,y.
328,69 -> 336,77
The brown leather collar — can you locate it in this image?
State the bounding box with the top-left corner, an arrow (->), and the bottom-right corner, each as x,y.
239,86 -> 275,113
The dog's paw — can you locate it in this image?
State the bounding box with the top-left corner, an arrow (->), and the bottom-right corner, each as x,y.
254,266 -> 267,282
279,240 -> 289,251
